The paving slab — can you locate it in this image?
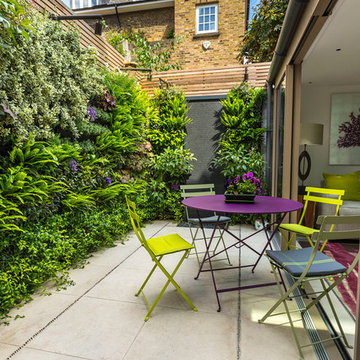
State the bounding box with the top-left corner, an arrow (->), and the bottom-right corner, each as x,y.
26,297 -> 147,360
0,221 -> 351,360
123,308 -> 237,360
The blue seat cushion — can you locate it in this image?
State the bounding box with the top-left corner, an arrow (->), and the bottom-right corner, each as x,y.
266,247 -> 347,277
188,216 -> 230,224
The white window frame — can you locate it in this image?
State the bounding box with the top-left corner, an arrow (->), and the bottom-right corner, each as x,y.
196,3 -> 218,35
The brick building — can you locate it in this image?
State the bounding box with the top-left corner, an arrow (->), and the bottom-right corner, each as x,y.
73,0 -> 248,69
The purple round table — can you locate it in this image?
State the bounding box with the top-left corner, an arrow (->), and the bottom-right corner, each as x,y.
182,195 -> 303,214
182,195 -> 303,312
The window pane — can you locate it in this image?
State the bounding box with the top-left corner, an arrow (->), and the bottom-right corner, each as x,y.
92,0 -> 96,6
75,0 -> 80,8
197,5 -> 217,33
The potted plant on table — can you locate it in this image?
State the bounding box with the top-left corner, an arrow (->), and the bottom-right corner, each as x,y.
224,172 -> 262,203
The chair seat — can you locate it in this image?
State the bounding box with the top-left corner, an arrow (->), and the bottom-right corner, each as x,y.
266,247 -> 347,277
188,216 -> 231,224
146,234 -> 194,256
280,223 -> 318,236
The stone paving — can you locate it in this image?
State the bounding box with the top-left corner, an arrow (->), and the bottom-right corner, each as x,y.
0,221 -> 351,359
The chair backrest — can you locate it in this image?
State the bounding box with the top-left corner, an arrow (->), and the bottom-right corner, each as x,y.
180,184 -> 216,198
299,187 -> 344,226
125,195 -> 151,253
307,215 -> 360,276
314,215 -> 360,243
180,184 -> 216,219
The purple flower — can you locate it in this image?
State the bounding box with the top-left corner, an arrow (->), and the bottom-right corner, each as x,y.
171,184 -> 180,191
105,176 -> 112,184
87,106 -> 97,122
68,160 -> 78,172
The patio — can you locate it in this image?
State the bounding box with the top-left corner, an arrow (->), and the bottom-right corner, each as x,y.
0,220 -> 354,360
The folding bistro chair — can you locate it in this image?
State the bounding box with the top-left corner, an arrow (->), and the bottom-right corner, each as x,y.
259,215 -> 360,359
180,184 -> 232,266
279,187 -> 344,251
125,195 -> 198,321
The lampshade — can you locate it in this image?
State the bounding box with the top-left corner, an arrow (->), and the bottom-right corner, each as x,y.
299,123 -> 324,145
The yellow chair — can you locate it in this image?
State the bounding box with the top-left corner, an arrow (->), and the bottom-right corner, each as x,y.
180,184 -> 232,266
280,187 -> 344,251
125,195 -> 198,321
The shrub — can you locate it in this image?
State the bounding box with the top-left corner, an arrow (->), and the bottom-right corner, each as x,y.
0,9 -> 103,148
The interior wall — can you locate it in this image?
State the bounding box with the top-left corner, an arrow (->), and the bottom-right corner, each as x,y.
300,84 -> 360,186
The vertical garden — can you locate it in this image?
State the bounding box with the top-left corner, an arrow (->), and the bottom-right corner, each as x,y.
0,0 -> 267,324
0,2 -> 194,323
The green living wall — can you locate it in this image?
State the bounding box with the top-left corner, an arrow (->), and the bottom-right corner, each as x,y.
0,3 -> 194,323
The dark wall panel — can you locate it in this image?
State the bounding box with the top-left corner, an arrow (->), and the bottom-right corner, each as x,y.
185,98 -> 226,194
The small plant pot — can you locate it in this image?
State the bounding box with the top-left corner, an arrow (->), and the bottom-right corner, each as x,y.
224,193 -> 256,203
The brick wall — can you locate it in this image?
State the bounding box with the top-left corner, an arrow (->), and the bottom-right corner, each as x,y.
103,8 -> 174,42
173,0 -> 247,69
90,0 -> 247,70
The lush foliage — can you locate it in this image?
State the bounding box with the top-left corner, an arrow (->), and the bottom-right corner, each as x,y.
239,0 -> 288,63
219,82 -> 266,152
0,0 -> 33,50
0,10 -> 103,148
147,87 -> 195,221
105,30 -> 183,72
212,146 -> 265,181
151,148 -> 196,184
148,88 -> 191,153
0,3 -> 197,322
212,82 -> 267,221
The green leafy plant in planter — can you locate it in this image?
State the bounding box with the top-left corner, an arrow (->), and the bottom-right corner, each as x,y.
225,172 -> 262,195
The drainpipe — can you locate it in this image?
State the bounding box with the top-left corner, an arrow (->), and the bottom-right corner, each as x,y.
115,5 -> 121,31
267,0 -> 310,85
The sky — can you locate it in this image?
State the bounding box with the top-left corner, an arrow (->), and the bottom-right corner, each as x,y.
249,0 -> 261,21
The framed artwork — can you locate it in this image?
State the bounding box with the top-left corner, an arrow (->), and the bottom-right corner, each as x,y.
330,93 -> 360,165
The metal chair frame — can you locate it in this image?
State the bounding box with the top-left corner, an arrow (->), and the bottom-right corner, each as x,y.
280,187 -> 344,251
125,195 -> 198,321
180,184 -> 232,266
259,215 -> 360,359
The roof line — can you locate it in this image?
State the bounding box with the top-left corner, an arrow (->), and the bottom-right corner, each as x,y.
74,0 -> 174,12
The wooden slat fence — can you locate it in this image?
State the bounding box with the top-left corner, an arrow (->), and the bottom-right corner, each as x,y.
33,0 -> 125,69
141,62 -> 271,97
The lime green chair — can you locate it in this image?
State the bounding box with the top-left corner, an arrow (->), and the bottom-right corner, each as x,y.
180,184 -> 232,266
125,195 -> 198,321
280,187 -> 344,251
259,215 -> 360,359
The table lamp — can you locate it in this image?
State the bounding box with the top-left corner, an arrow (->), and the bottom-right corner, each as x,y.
298,123 -> 324,194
